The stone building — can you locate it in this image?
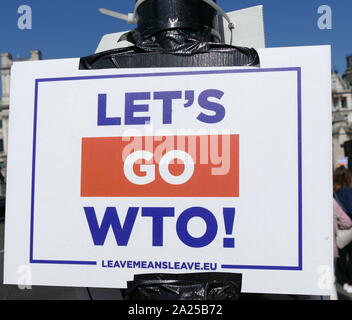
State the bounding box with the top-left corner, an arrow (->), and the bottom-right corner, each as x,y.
332,55 -> 352,167
0,50 -> 42,187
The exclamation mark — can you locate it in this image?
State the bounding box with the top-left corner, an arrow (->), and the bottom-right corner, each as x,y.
223,208 -> 236,248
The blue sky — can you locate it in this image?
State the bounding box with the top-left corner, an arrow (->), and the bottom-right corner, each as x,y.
0,0 -> 351,73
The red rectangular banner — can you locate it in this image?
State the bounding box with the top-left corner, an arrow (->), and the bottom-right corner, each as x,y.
81,135 -> 239,197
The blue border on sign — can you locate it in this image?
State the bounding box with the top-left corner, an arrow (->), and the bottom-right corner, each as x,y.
29,67 -> 302,270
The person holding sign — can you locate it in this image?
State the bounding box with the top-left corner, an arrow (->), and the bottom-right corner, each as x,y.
333,166 -> 352,293
334,167 -> 352,219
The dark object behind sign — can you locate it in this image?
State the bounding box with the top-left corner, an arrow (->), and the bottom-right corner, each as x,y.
127,273 -> 242,300
80,0 -> 259,69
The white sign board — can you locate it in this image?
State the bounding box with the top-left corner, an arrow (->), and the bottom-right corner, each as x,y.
224,5 -> 265,48
4,46 -> 332,295
95,5 -> 265,53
